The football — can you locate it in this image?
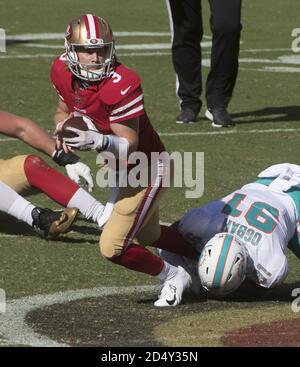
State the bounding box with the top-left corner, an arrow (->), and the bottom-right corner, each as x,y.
58,116 -> 90,139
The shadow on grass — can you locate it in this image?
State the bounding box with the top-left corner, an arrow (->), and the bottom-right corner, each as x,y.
198,279 -> 300,303
0,213 -> 100,245
232,106 -> 300,125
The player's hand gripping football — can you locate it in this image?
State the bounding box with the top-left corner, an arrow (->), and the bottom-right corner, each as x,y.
53,115 -> 94,191
54,113 -> 74,153
62,116 -> 105,151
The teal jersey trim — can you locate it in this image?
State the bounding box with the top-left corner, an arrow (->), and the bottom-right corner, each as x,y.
256,177 -> 300,259
288,232 -> 300,260
255,177 -> 274,186
255,178 -> 300,220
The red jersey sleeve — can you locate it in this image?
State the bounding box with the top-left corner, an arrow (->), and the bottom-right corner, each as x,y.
108,86 -> 145,124
50,54 -> 68,102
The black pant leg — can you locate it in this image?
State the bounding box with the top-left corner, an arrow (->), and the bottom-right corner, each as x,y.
167,0 -> 203,113
206,0 -> 242,108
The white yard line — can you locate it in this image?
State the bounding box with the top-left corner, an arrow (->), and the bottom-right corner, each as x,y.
0,221 -> 172,239
159,128 -> 300,136
0,285 -> 157,347
239,48 -> 291,53
19,41 -> 212,50
2,33 -> 300,73
1,128 -> 300,144
6,32 -> 171,40
5,32 -> 212,40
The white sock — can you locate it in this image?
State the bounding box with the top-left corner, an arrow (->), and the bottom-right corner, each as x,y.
8,197 -> 35,226
67,188 -> 105,223
0,181 -> 35,226
157,261 -> 178,282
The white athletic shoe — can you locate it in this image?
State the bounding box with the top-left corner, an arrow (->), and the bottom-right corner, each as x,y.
156,248 -> 201,296
154,266 -> 192,307
205,109 -> 213,122
205,108 -> 234,128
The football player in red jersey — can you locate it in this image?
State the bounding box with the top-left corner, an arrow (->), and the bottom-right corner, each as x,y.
52,14 -> 199,307
0,110 -> 114,235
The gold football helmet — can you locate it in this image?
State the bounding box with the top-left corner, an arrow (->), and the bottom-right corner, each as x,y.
64,14 -> 115,81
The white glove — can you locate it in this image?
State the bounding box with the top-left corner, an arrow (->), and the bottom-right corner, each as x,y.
63,118 -> 107,151
65,162 -> 94,192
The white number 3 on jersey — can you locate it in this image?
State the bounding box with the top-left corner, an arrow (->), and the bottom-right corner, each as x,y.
111,71 -> 121,83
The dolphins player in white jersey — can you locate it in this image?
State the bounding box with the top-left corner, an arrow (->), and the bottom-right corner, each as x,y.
158,163 -> 300,300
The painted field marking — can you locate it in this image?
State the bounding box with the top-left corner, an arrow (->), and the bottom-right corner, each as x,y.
1,128 -> 300,145
2,31 -> 300,74
1,53 -> 300,74
0,285 -> 157,347
5,32 -> 212,40
159,128 -> 300,137
17,41 -> 212,50
0,221 -> 172,239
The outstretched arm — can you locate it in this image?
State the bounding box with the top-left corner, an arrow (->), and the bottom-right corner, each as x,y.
0,111 -> 55,156
0,110 -> 94,191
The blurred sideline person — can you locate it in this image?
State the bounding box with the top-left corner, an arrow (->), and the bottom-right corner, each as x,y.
52,13 -> 199,307
0,111 -> 113,233
166,0 -> 242,127
159,163 -> 300,297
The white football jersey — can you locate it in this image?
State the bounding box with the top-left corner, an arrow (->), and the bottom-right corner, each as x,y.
178,181 -> 298,288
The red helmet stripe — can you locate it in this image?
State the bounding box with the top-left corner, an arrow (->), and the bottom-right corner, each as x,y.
84,14 -> 100,40
83,15 -> 91,39
93,15 -> 100,38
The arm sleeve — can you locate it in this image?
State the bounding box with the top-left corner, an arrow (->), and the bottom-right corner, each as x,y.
108,87 -> 145,124
50,57 -> 66,102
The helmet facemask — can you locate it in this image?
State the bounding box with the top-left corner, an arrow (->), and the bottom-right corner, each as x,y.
66,41 -> 115,82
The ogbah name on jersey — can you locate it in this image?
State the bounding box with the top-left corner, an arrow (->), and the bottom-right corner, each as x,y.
225,218 -> 262,246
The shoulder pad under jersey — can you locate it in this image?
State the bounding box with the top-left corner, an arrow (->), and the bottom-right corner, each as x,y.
99,64 -> 141,105
51,54 -> 68,84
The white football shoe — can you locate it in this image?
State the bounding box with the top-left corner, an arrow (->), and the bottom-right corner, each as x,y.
156,249 -> 201,296
154,266 -> 192,307
205,108 -> 213,122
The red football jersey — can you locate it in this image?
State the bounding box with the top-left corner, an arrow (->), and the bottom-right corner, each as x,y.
51,54 -> 165,160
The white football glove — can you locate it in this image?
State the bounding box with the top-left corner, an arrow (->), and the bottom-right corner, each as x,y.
63,117 -> 106,151
63,127 -> 105,151
65,162 -> 94,192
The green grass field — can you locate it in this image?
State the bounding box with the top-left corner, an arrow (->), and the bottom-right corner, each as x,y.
0,0 -> 300,347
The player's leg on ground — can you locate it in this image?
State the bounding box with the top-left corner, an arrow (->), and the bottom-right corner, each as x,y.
99,185 -> 192,306
23,155 -> 105,223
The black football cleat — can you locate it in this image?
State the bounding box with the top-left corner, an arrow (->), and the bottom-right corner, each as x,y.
176,108 -> 199,124
31,207 -> 78,239
205,107 -> 235,128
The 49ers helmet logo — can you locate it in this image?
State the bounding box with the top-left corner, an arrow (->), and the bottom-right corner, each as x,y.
65,24 -> 73,40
